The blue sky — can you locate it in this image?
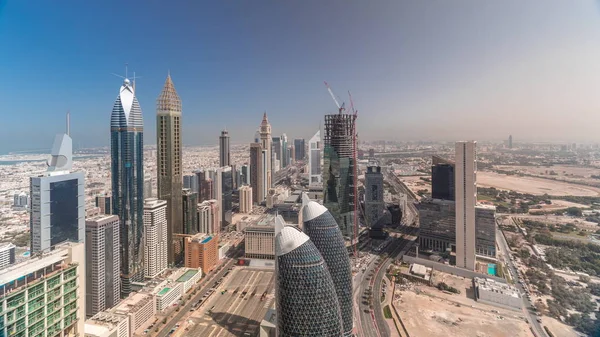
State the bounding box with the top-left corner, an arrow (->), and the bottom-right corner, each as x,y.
1,1 -> 600,152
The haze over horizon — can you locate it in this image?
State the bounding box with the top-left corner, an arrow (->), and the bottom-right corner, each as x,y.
2,0 -> 600,153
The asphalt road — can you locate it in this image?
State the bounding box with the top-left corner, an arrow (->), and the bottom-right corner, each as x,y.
496,227 -> 547,337
155,246 -> 242,337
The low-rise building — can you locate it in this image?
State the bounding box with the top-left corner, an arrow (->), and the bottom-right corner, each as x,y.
153,282 -> 184,312
112,293 -> 156,334
84,312 -> 130,337
473,277 -> 521,310
0,242 -> 16,269
184,233 -> 219,273
245,219 -> 275,260
168,268 -> 202,294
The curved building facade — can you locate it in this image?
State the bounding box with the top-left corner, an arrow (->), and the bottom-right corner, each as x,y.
302,194 -> 354,336
275,222 -> 343,337
111,78 -> 144,296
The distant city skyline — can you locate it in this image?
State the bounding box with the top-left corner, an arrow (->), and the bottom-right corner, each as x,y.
3,1 -> 600,153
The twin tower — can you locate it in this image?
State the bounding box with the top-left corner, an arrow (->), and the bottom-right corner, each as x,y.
274,193 -> 353,336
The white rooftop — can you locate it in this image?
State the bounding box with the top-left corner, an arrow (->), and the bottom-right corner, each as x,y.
275,226 -> 309,256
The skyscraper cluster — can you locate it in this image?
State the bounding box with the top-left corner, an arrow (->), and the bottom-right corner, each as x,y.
274,194 -> 353,336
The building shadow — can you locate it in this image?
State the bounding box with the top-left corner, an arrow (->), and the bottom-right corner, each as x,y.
210,312 -> 262,337
465,286 -> 476,300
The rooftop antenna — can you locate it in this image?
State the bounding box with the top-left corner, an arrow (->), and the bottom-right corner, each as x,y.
125,63 -> 128,79
66,110 -> 70,136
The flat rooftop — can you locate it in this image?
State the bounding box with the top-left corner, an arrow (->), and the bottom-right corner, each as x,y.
201,236 -> 213,244
157,287 -> 171,296
176,269 -> 198,283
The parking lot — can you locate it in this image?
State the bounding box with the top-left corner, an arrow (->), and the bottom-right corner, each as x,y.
183,268 -> 275,337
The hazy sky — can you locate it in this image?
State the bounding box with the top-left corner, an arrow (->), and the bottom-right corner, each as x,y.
1,1 -> 600,152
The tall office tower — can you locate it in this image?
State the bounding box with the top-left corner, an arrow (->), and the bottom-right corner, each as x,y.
216,167 -> 233,229
308,130 -> 322,185
182,188 -> 199,234
290,144 -> 295,164
455,141 -> 477,271
323,113 -> 357,241
196,169 -> 213,202
85,214 -> 121,317
143,198 -> 168,278
183,174 -> 199,193
219,129 -> 231,167
272,136 -> 282,171
240,164 -> 250,185
475,205 -> 497,258
364,163 -> 385,228
13,192 -> 29,209
262,149 -> 269,197
0,243 -> 16,269
156,73 -> 183,266
197,200 -> 219,234
30,124 -> 84,253
184,233 -> 218,273
431,155 -> 455,201
0,242 -> 86,337
274,218 -> 344,336
259,113 -> 273,188
110,76 -> 144,296
250,143 -> 264,203
418,199 -> 456,252
239,185 -> 253,213
233,165 -> 242,189
95,194 -> 112,215
143,177 -> 153,199
280,133 -> 288,168
294,138 -> 305,160
301,195 -> 353,336
508,135 -> 513,149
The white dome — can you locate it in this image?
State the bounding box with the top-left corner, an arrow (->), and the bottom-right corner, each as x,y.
275,226 -> 309,257
302,193 -> 327,222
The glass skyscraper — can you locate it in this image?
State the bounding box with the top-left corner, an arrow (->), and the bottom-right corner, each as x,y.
110,78 -> 144,297
302,194 -> 353,336
275,220 -> 344,337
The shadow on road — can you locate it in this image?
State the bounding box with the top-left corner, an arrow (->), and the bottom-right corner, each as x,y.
210,312 -> 262,336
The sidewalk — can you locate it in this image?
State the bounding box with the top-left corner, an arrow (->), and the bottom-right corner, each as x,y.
382,276 -> 401,337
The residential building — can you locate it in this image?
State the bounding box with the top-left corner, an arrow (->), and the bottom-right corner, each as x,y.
85,215 -> 121,317
239,185 -> 253,213
455,141 -> 477,270
302,195 -> 353,336
111,293 -> 156,334
182,188 -> 198,235
111,77 -> 145,295
364,163 -> 384,228
219,129 -> 230,167
240,164 -> 250,186
308,130 -> 322,185
143,198 -> 168,278
30,128 -> 84,253
196,169 -> 213,202
183,175 -> 198,194
84,312 -> 130,337
197,200 -> 219,235
0,243 -> 16,269
250,143 -> 264,204
473,277 -> 521,309
184,233 -> 218,273
143,177 -> 153,200
156,73 -> 183,265
13,192 -> 28,209
431,155 -> 455,201
274,220 -> 343,336
0,242 -> 86,337
95,194 -> 112,215
323,113 -> 356,241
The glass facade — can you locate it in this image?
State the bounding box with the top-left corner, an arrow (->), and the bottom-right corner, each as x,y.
222,169 -> 233,228
276,239 -> 343,336
432,163 -> 455,201
182,190 -> 199,235
111,80 -> 144,296
49,179 -> 79,247
475,206 -> 497,257
303,210 -> 353,336
418,199 -> 456,252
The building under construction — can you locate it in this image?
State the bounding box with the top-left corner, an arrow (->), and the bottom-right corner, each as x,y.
323,113 -> 357,248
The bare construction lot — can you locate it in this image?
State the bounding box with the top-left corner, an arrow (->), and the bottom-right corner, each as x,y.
478,171 -> 600,196
184,268 -> 275,337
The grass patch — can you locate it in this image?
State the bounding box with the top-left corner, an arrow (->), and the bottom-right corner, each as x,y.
383,305 -> 392,319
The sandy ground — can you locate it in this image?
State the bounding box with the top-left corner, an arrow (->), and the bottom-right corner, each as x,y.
496,165 -> 600,179
478,171 -> 600,196
542,316 -> 580,337
395,289 -> 533,337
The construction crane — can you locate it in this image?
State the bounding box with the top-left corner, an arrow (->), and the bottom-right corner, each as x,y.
324,81 -> 345,114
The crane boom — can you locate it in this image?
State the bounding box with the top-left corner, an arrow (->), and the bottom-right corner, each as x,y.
324,81 -> 345,113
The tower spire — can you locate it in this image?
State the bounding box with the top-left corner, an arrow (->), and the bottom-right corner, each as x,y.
66,110 -> 70,136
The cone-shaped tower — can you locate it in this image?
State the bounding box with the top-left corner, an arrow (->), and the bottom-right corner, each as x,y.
302,193 -> 354,336
156,72 -> 183,265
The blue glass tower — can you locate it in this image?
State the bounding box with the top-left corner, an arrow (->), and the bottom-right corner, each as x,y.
302,194 -> 354,336
110,78 -> 144,297
274,217 -> 343,337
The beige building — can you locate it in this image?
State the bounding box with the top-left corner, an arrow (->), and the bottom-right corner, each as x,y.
112,293 -> 156,334
250,143 -> 264,204
259,113 -> 272,190
84,312 -> 130,337
143,198 -> 168,278
198,199 -> 219,235
455,141 -> 477,270
184,233 -> 219,273
239,185 -> 253,213
244,216 -> 276,260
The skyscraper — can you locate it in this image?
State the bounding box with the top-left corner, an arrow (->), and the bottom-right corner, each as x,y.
302,195 -> 353,336
260,113 -> 272,189
196,169 -> 213,202
294,138 -> 305,161
31,126 -> 85,253
239,185 -> 253,213
197,200 -> 219,235
85,214 -> 121,317
508,135 -> 513,149
364,163 -> 384,228
143,198 -> 168,278
216,166 -> 233,229
182,188 -> 199,235
274,217 -> 344,336
455,141 -> 477,270
95,194 -> 112,215
111,76 -> 144,296
323,113 -> 357,242
219,129 -> 231,167
183,174 -> 199,193
156,73 -> 183,266
308,130 -> 322,185
281,133 -> 288,168
431,155 -> 455,201
250,143 -> 264,203
272,136 -> 282,171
